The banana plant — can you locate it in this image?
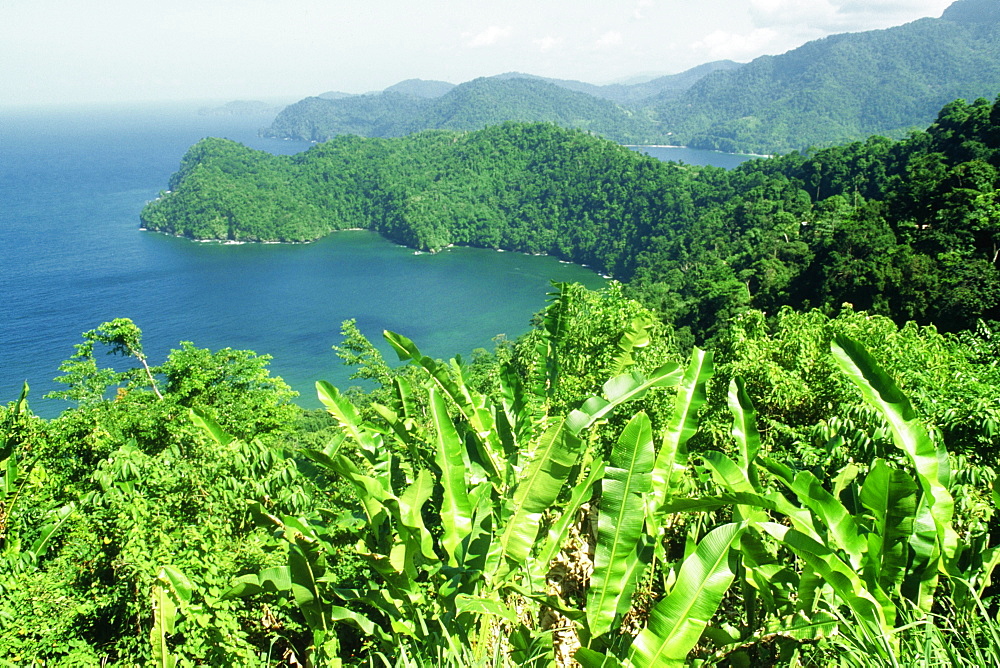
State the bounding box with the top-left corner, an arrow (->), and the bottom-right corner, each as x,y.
151,566 -> 193,668
207,282 -> 688,663
669,334 -> 977,662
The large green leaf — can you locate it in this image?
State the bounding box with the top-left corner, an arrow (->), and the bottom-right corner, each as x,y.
758,522 -> 890,637
150,566 -> 192,668
628,522 -> 746,667
566,363 -> 681,435
784,470 -> 866,569
317,380 -> 379,460
430,387 -> 473,565
529,460 -> 606,590
831,335 -> 957,563
496,420 -> 583,574
728,377 -> 760,489
607,316 -> 654,378
649,348 -> 713,517
189,407 -> 234,447
385,330 -> 504,484
25,502 -> 76,562
587,412 -> 655,637
859,459 -> 918,594
396,469 -> 435,558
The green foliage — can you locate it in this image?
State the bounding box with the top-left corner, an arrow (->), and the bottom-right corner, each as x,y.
6,283 -> 1000,666
265,9 -> 1000,157
0,321 -> 318,666
653,12 -> 1000,153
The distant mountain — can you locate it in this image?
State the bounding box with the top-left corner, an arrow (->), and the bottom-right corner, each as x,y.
587,61 -> 744,105
266,77 -> 662,144
264,92 -> 430,141
942,0 -> 1000,23
265,1 -> 1000,153
383,78 -> 455,98
317,91 -> 354,100
654,0 -> 1000,152
491,62 -> 742,105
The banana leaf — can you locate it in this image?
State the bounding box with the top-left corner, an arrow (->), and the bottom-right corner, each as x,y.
531,459 -> 606,587
430,388 -> 473,566
567,363 -> 682,435
859,459 -> 918,595
496,420 -> 583,574
784,470 -> 867,569
628,522 -> 746,667
650,348 -> 713,518
728,378 -> 761,489
831,335 -> 957,564
587,412 -> 655,637
758,521 -> 891,637
385,330 -> 504,484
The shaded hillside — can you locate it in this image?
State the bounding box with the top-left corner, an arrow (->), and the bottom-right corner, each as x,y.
655,2 -> 1000,153
266,77 -> 661,144
383,78 -> 455,98
264,92 -> 430,141
490,61 -> 742,105
268,1 -> 1000,154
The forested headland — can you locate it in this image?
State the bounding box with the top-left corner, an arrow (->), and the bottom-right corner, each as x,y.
5,92 -> 1000,665
143,95 -> 1000,339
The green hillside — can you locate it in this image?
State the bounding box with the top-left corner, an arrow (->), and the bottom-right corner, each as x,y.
9,90 -> 1000,667
265,77 -> 659,144
655,2 -> 1000,152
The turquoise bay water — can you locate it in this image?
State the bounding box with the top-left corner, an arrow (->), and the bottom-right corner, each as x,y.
0,104 -> 750,417
0,104 -> 606,416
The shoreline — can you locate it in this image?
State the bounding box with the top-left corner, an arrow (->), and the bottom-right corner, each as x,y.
140,226 -> 615,280
625,144 -> 771,159
138,226 -> 367,245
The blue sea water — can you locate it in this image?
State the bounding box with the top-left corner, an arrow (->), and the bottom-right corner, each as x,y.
0,103 -> 610,416
0,104 -> 749,417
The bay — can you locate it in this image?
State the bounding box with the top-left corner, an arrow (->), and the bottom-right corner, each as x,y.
0,103 -> 606,416
1,103 -> 749,418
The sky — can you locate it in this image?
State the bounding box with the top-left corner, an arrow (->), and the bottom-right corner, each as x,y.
1,0 -> 958,107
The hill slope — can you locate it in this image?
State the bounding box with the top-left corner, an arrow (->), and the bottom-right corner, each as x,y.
146,94 -> 1000,335
655,1 -> 1000,152
265,77 -> 660,144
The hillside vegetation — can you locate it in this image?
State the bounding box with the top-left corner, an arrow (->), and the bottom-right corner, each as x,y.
265,77 -> 659,144
660,1 -> 1000,152
5,280 -> 1000,665
6,43 -> 1000,663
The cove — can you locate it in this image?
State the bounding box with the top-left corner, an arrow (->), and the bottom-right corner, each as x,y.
0,102 -> 745,418
0,101 -> 607,417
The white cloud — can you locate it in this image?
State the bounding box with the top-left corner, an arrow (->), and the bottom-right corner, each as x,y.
749,0 -> 953,33
595,30 -> 624,48
533,35 -> 564,52
463,25 -> 513,48
633,0 -> 654,20
691,27 -> 780,61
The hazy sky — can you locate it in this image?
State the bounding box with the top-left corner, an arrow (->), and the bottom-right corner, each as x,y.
1,0 -> 956,106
